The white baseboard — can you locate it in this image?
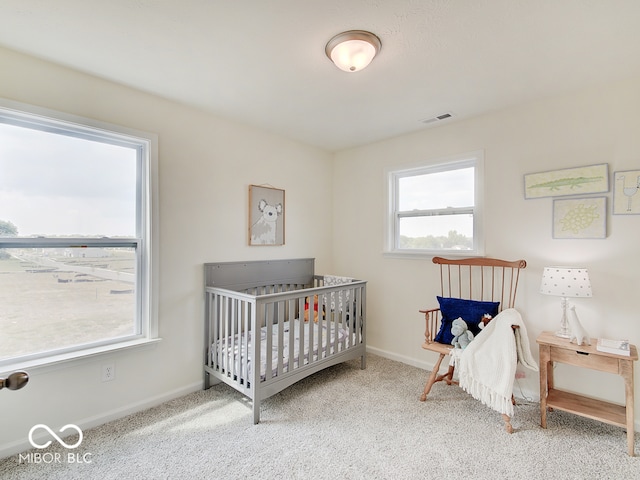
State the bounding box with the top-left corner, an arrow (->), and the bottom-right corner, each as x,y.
366,345 -> 540,403
1,381 -> 203,460
366,345 -> 435,371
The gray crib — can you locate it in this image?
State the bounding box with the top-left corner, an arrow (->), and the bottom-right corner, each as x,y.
204,258 -> 367,423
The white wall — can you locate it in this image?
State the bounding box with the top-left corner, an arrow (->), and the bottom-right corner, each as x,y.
332,76 -> 640,422
0,46 -> 334,457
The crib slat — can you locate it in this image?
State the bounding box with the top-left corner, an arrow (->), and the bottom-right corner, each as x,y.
265,304 -> 273,381
276,300 -> 284,377
232,299 -> 238,381
239,298 -> 246,386
336,290 -> 344,350
308,297 -> 314,365
253,301 -> 262,382
210,292 -> 218,368
220,295 -> 227,376
354,288 -> 360,344
317,293 -> 324,360
298,296 -> 305,368
288,298 -> 295,373
341,289 -> 348,349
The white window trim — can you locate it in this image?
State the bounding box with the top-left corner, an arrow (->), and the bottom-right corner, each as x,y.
0,98 -> 160,373
383,151 -> 485,258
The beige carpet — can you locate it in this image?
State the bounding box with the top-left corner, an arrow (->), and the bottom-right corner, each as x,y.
1,354 -> 638,480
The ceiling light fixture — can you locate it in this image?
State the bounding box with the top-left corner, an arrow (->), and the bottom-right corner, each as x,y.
325,30 -> 381,72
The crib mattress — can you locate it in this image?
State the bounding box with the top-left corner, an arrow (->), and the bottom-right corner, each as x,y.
212,319 -> 350,383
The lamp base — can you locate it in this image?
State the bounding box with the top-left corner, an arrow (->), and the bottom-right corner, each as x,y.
555,297 -> 571,339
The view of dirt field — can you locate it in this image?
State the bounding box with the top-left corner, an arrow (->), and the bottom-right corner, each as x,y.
0,250 -> 136,361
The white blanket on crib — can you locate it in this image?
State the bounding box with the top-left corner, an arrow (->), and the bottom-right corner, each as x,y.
213,319 -> 349,382
457,308 -> 538,417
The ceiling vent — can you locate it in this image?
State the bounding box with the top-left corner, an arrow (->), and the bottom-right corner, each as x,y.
421,112 -> 453,125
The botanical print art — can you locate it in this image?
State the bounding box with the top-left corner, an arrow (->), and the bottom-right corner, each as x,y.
553,196 -> 606,239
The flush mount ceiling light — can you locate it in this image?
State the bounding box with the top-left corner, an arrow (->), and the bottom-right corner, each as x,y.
325,30 -> 381,72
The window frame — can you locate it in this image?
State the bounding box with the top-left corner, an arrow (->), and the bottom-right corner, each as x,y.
384,151 -> 485,258
0,98 -> 159,370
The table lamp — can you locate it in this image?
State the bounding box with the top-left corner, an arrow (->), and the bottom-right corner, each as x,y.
540,266 -> 592,338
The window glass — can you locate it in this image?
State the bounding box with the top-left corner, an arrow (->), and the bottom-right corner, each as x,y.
386,154 -> 483,256
0,103 -> 154,366
0,123 -> 137,237
398,167 -> 474,211
398,215 -> 473,250
0,247 -> 136,362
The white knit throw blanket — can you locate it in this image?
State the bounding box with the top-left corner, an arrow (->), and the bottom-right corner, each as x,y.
456,308 -> 538,417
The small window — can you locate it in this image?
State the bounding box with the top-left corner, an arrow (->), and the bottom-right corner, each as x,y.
0,100 -> 157,367
385,153 -> 484,256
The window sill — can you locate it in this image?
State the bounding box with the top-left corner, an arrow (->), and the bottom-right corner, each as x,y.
0,338 -> 162,376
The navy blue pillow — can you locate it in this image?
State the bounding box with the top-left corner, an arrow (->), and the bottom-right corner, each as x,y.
433,296 -> 500,345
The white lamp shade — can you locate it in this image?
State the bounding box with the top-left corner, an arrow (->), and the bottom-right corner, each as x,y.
325,30 -> 381,72
540,266 -> 592,298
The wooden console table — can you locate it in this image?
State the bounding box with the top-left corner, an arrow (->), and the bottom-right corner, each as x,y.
537,331 -> 638,456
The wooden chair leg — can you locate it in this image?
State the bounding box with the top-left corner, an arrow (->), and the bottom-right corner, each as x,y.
439,365 -> 455,385
502,414 -> 513,434
420,353 -> 445,401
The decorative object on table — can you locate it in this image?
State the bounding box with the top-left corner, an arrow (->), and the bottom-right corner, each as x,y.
450,318 -> 474,349
540,266 -> 592,338
248,185 -> 285,246
567,305 -> 591,346
596,338 -> 631,356
552,196 -> 606,239
613,169 -> 640,215
524,163 -> 609,199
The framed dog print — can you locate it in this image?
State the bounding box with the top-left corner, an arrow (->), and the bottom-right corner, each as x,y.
249,185 -> 285,246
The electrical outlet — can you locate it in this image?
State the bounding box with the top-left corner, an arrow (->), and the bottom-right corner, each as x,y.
102,363 -> 115,382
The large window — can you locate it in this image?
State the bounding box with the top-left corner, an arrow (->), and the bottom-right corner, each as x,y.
0,101 -> 157,367
385,152 -> 484,256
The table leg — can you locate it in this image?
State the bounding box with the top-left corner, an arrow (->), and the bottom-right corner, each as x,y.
621,359 -> 635,456
539,344 -> 550,428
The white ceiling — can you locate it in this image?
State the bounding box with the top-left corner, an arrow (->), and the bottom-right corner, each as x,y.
2,1 -> 640,152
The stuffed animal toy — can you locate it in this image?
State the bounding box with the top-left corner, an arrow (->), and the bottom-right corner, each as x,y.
304,295 -> 320,323
450,317 -> 474,349
480,313 -> 493,329
568,305 -> 591,346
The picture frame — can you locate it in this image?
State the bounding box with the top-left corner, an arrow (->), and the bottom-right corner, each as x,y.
552,196 -> 606,239
524,163 -> 609,199
612,169 -> 640,215
248,185 -> 285,246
